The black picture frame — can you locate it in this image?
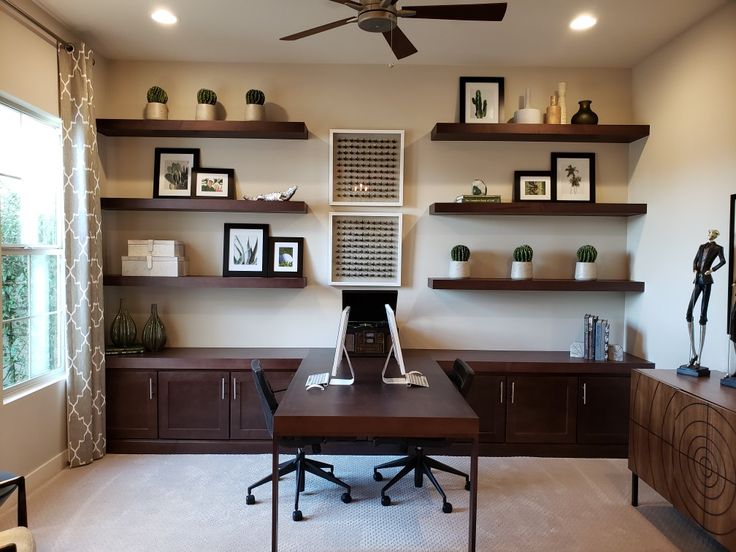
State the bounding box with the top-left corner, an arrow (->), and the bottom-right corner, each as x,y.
551,152 -> 596,202
513,170 -> 553,202
459,76 -> 505,124
192,167 -> 235,199
153,147 -> 200,198
268,237 -> 304,278
222,223 -> 269,277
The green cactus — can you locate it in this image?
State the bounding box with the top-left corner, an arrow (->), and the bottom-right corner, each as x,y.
576,244 -> 598,263
146,85 -> 168,104
246,89 -> 265,105
513,244 -> 533,263
197,88 -> 217,105
451,244 -> 471,262
471,89 -> 487,119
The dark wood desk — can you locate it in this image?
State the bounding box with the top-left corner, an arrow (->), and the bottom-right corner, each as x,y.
271,349 -> 480,552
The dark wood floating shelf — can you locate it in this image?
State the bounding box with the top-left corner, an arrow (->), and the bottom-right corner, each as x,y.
431,123 -> 650,143
101,197 -> 308,214
430,202 -> 646,217
428,278 -> 645,292
96,119 -> 308,140
103,275 -> 307,289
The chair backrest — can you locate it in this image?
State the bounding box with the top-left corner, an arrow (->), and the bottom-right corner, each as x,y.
251,359 -> 279,436
0,473 -> 27,527
449,358 -> 475,398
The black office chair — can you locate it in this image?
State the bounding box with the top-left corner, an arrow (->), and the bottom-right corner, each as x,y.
245,359 -> 352,521
373,358 -> 475,513
0,472 -> 33,552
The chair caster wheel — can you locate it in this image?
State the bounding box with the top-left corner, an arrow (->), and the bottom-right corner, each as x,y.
246,494 -> 255,505
381,495 -> 391,506
465,481 -> 471,491
341,493 -> 352,504
292,510 -> 303,521
373,471 -> 383,481
442,502 -> 453,514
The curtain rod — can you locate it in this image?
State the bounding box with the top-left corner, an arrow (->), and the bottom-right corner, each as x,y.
1,0 -> 74,50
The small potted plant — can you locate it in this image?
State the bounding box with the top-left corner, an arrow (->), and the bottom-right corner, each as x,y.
511,244 -> 533,280
245,89 -> 265,121
449,244 -> 471,278
195,88 -> 217,120
575,244 -> 598,280
144,85 -> 168,120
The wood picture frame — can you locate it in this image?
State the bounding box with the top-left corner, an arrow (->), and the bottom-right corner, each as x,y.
222,223 -> 269,277
551,152 -> 596,202
193,167 -> 235,199
153,147 -> 200,198
268,237 -> 304,278
513,170 -> 553,202
459,76 -> 505,124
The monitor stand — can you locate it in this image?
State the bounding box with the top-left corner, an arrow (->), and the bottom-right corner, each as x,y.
381,343 -> 407,385
331,345 -> 355,385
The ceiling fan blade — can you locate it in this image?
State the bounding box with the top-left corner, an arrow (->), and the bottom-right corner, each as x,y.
329,0 -> 363,10
381,0 -> 400,6
382,27 -> 418,60
280,17 -> 357,41
401,3 -> 507,21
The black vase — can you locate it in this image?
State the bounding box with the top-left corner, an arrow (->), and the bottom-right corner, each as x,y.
141,303 -> 167,352
571,100 -> 599,125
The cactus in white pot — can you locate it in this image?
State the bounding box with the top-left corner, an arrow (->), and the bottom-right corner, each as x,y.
144,86 -> 168,120
244,89 -> 265,121
575,244 -> 598,280
195,88 -> 218,120
449,244 -> 471,278
511,244 -> 533,280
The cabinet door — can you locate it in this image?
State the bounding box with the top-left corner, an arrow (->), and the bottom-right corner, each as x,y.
158,371 -> 230,439
106,369 -> 158,439
506,375 -> 577,443
230,370 -> 295,440
577,376 -> 630,444
466,374 -> 506,443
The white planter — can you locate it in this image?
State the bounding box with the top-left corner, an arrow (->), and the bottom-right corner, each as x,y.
574,262 -> 597,281
195,103 -> 217,121
144,102 -> 168,120
449,260 -> 470,279
244,103 -> 265,121
511,261 -> 533,280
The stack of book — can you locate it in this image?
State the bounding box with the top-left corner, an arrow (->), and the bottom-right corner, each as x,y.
583,314 -> 610,361
454,194 -> 501,203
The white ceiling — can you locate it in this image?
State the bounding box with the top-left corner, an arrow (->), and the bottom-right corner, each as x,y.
34,0 -> 727,67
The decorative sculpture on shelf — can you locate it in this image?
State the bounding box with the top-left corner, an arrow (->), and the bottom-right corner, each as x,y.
679,228 -> 726,377
243,186 -> 298,201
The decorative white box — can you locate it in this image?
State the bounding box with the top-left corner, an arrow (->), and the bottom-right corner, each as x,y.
121,256 -> 189,277
127,239 -> 184,258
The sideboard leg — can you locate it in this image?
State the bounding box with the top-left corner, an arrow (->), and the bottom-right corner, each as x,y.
631,472 -> 638,507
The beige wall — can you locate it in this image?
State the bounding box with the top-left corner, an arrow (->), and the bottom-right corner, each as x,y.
627,2 -> 736,370
99,62 -> 635,350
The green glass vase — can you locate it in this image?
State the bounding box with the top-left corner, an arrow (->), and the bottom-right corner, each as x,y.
142,303 -> 167,352
110,298 -> 137,347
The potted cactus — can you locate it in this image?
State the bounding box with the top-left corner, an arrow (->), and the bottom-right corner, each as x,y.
144,85 -> 168,120
195,88 -> 217,120
245,89 -> 265,121
449,244 -> 471,278
575,244 -> 598,280
511,244 -> 533,280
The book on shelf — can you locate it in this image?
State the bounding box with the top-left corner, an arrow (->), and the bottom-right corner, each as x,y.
594,319 -> 607,361
105,344 -> 145,355
454,194 -> 502,203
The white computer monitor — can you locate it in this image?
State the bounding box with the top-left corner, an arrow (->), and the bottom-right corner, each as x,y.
382,304 -> 408,384
330,306 -> 354,385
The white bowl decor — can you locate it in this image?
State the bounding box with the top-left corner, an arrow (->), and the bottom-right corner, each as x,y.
144,85 -> 168,120
195,88 -> 217,120
511,244 -> 533,280
449,244 -> 471,278
244,89 -> 265,121
575,244 -> 598,280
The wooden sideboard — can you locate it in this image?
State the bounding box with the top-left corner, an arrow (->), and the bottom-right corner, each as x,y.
629,369 -> 736,549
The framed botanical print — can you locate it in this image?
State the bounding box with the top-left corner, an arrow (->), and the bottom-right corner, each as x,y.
268,237 -> 304,278
551,152 -> 596,202
153,148 -> 200,198
513,171 -> 553,202
222,223 -> 269,277
459,76 -> 505,124
193,167 -> 235,199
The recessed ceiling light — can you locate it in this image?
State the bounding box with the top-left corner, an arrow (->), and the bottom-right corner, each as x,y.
151,9 -> 177,25
569,14 -> 597,31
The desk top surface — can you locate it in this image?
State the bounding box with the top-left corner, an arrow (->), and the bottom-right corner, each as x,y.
273,349 -> 479,439
634,368 -> 736,412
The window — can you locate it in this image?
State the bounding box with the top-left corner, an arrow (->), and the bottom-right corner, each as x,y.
0,94 -> 64,393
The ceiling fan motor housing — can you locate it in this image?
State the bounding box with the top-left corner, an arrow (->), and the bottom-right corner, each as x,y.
358,4 -> 398,32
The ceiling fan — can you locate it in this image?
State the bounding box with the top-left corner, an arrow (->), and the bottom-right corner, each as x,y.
280,1 -> 507,60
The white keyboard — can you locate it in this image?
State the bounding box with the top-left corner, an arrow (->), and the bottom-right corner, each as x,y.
405,371 -> 429,388
305,372 -> 330,388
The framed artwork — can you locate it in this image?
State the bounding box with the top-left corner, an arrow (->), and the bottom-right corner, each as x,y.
268,237 -> 304,278
193,167 -> 235,199
222,223 -> 269,277
459,76 -> 504,124
551,152 -> 596,202
153,148 -> 200,198
513,171 -> 553,202
329,129 -> 404,206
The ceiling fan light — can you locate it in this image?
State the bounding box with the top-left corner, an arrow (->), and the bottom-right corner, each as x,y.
151,9 -> 178,25
569,14 -> 597,31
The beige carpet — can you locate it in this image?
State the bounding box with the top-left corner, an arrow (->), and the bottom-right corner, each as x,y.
0,454 -> 727,552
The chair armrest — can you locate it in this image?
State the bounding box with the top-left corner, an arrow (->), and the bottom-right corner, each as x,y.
0,476 -> 27,527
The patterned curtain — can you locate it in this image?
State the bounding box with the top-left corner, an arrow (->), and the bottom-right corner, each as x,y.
58,43 -> 106,467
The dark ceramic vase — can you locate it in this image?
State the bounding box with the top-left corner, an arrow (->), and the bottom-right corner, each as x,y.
110,298 -> 136,347
142,303 -> 167,352
571,100 -> 599,124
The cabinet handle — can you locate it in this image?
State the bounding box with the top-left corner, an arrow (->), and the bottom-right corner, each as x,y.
500,380 -> 504,404
511,381 -> 515,404
583,382 -> 587,405
233,377 -> 237,401
221,377 -> 226,400
149,377 -> 153,400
